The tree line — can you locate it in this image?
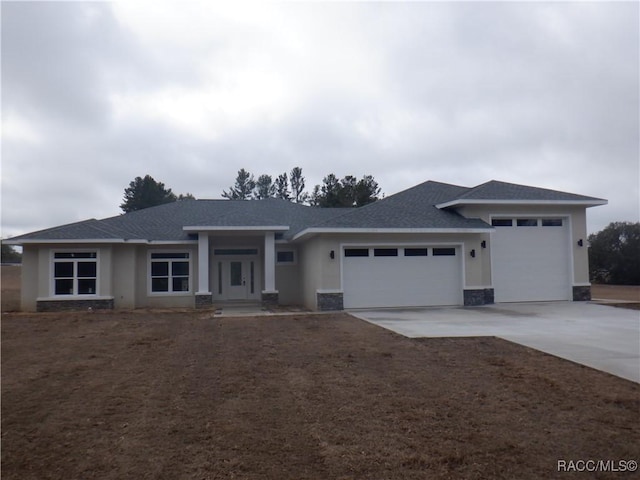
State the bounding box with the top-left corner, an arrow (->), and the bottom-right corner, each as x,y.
120,168 -> 381,213
221,167 -> 381,207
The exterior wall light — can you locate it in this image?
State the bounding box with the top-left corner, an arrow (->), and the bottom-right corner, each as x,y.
481,240 -> 486,248
577,239 -> 584,247
330,250 -> 335,259
470,249 -> 476,258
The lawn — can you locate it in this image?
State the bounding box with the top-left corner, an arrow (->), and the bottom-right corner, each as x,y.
2,310 -> 638,479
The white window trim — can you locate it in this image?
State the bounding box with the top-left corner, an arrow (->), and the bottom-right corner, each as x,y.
147,250 -> 193,296
50,248 -> 100,298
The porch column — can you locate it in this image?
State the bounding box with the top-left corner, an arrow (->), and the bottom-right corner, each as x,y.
197,232 -> 210,294
262,231 -> 278,307
264,232 -> 276,292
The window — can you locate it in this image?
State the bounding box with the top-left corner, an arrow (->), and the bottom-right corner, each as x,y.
491,219 -> 513,227
277,251 -> 295,263
53,252 -> 97,296
344,248 -> 369,257
517,218 -> 538,227
542,218 -> 563,227
374,248 -> 398,257
432,247 -> 456,256
404,248 -> 428,257
150,252 -> 190,293
213,249 -> 258,256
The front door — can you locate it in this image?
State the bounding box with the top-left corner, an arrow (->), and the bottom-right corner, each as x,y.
216,257 -> 259,301
227,260 -> 247,300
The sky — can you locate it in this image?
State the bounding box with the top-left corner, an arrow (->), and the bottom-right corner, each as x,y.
2,1 -> 638,239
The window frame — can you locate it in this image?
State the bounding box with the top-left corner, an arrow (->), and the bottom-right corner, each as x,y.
148,251 -> 192,296
51,250 -> 99,297
276,250 -> 296,265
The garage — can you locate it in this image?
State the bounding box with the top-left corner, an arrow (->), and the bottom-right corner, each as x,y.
491,217 -> 571,302
342,246 -> 463,309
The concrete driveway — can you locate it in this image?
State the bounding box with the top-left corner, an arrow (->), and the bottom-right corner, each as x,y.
350,302 -> 640,383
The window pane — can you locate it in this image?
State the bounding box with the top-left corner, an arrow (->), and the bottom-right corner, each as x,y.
517,218 -> 538,227
374,248 -> 398,257
542,218 -> 563,227
433,248 -> 456,256
344,248 -> 369,257
491,219 -> 513,227
55,279 -> 74,295
151,262 -> 169,277
214,249 -> 258,256
54,262 -> 74,278
55,252 -> 96,259
77,262 -> 97,278
404,248 -> 428,256
230,262 -> 242,286
78,279 -> 96,295
151,252 -> 189,259
172,277 -> 189,292
152,278 -> 169,292
172,261 -> 189,276
277,251 -> 295,263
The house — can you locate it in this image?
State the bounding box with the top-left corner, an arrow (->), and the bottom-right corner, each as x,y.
6,180 -> 607,312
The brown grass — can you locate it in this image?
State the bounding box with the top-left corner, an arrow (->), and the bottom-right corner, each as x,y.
2,311 -> 638,479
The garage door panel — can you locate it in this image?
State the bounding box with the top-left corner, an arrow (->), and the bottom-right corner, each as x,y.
492,220 -> 571,302
343,247 -> 462,308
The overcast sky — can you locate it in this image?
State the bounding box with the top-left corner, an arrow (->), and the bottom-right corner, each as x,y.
2,1 -> 638,238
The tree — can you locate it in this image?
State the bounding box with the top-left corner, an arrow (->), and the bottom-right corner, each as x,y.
310,174 -> 381,208
588,222 -> 640,285
1,242 -> 21,264
274,173 -> 291,200
222,169 -> 256,200
311,173 -> 343,207
178,193 -> 195,201
354,175 -> 381,207
120,175 -> 177,213
290,167 -> 308,204
254,174 -> 276,199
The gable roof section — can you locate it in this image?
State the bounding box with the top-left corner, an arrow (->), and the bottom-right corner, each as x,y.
436,180 -> 607,208
291,181 -> 491,240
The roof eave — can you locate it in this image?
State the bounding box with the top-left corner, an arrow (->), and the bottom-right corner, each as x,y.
4,238 -> 197,245
183,226 -> 290,233
292,227 -> 494,241
436,199 -> 608,209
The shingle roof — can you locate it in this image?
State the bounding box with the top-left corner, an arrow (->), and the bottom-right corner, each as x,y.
6,180 -> 605,244
299,181 -> 489,233
438,180 -> 606,204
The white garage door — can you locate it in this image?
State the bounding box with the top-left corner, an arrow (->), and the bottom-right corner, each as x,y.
343,246 -> 463,309
491,218 -> 571,302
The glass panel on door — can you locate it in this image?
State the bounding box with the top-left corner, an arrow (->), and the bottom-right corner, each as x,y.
230,261 -> 243,286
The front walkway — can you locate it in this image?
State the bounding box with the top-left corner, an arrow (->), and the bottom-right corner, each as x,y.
350,302 -> 640,383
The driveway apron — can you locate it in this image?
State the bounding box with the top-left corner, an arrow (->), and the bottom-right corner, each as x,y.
350,302 -> 640,383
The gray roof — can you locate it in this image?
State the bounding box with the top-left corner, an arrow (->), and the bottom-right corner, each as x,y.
7,180 -> 606,243
441,180 -> 606,204
304,181 -> 489,232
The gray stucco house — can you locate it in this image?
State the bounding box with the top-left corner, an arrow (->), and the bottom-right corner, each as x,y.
6,180 -> 606,312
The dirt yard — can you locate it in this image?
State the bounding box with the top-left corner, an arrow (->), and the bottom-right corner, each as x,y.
2,310 -> 639,480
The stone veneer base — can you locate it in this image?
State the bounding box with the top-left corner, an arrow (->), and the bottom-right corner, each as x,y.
463,288 -> 495,306
261,292 -> 279,308
572,285 -> 591,301
195,293 -> 213,309
37,298 -> 114,312
317,292 -> 344,311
